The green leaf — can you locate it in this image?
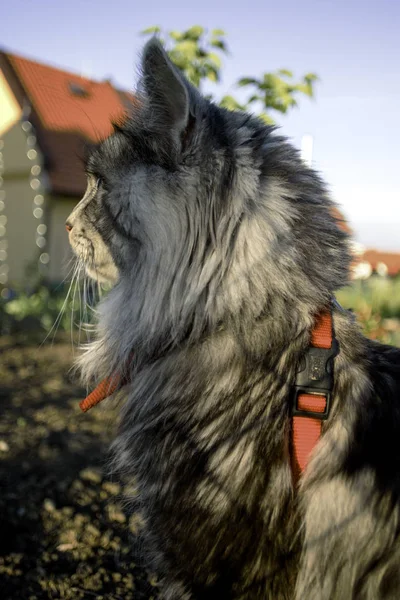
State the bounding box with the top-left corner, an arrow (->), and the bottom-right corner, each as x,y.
258,112 -> 276,125
247,94 -> 261,104
170,30 -> 184,41
219,95 -> 245,111
168,51 -> 189,70
304,73 -> 319,82
141,25 -> 161,35
237,77 -> 259,87
173,40 -> 198,59
208,52 -> 222,69
203,64 -> 219,83
210,39 -> 227,52
211,28 -> 225,36
185,25 -> 204,41
278,69 -> 293,78
295,82 -> 313,97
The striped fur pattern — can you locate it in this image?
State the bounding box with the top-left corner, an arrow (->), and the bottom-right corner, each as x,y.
67,39 -> 400,599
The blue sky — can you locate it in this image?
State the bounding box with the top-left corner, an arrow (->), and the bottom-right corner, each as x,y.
2,0 -> 399,249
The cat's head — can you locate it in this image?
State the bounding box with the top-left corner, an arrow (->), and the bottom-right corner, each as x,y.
66,39 -> 208,286
67,38 -> 350,356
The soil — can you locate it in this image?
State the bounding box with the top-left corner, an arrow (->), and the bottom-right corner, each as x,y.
0,334 -> 158,600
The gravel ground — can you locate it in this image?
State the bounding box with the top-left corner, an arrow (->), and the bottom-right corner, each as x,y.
0,334 -> 158,600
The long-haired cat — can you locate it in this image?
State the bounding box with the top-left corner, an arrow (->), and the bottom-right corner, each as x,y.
67,39 -> 400,599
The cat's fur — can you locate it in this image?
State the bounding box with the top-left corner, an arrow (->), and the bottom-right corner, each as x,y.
67,39 -> 400,599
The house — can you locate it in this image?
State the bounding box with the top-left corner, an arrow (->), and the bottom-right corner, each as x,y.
0,49 -> 136,288
354,249 -> 400,279
326,208 -> 400,280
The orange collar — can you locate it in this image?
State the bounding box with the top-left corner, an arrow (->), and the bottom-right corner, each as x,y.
79,372 -> 126,413
291,307 -> 337,480
79,307 -> 337,480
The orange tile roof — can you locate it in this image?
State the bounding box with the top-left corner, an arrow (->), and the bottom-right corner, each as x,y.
361,249 -> 400,277
3,51 -> 137,195
8,53 -> 125,141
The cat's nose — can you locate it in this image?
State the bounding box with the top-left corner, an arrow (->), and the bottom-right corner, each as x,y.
65,221 -> 73,232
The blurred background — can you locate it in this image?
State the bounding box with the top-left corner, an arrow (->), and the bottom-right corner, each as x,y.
0,1 -> 399,598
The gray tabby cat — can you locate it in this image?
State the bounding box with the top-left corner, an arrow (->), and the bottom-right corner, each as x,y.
67,39 -> 400,599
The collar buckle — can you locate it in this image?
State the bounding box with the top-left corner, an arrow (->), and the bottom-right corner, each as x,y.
292,339 -> 339,420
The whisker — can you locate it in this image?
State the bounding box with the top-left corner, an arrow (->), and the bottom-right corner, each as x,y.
40,261 -> 80,347
82,275 -> 88,343
77,267 -> 84,349
70,263 -> 82,355
54,260 -> 75,291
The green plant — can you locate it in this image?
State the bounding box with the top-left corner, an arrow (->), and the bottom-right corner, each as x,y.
142,25 -> 318,124
337,276 -> 400,346
0,280 -> 99,337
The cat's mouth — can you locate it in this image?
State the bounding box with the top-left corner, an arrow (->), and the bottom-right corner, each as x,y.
70,233 -> 119,284
84,262 -> 118,284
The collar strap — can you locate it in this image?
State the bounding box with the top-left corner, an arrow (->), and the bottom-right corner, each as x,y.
79,372 -> 125,413
291,307 -> 338,481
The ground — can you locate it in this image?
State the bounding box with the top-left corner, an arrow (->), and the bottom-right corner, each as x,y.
0,334 -> 158,600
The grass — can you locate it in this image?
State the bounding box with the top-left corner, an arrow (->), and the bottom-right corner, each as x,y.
337,276 -> 400,346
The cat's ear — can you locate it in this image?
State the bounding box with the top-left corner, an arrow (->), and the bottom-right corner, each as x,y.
141,38 -> 190,146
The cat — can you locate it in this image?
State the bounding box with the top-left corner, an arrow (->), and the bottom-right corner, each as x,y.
67,38 -> 400,599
